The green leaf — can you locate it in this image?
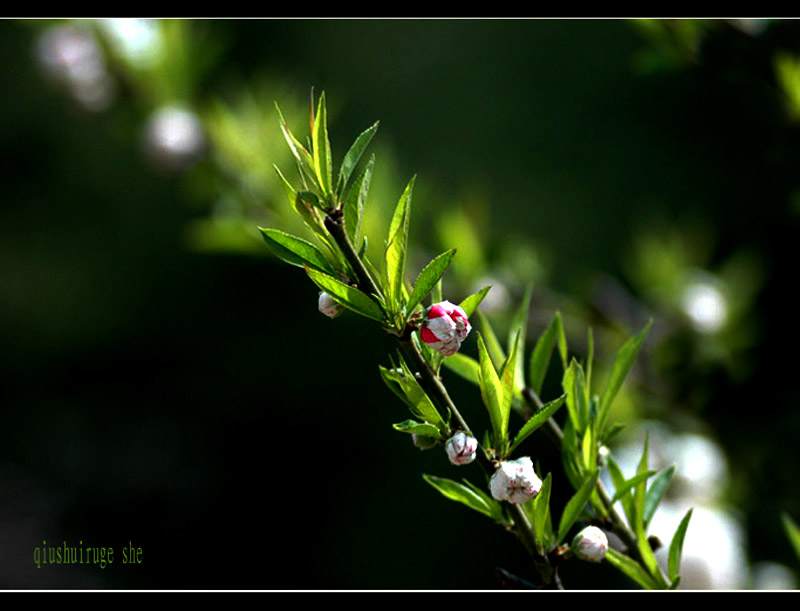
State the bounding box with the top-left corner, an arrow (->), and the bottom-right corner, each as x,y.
423,474 -> 504,522
556,311 -> 568,370
383,177 -> 415,317
508,286 -> 532,393
528,312 -> 563,396
532,472 -> 554,554
305,267 -> 385,322
477,333 -> 505,450
782,513 -> 800,562
343,154 -> 375,248
557,470 -> 598,544
509,394 -> 566,455
606,548 -> 659,590
392,419 -> 443,439
668,508 -> 693,584
312,91 -> 333,198
610,470 -> 658,505
476,310 -> 506,370
458,285 -> 491,319
259,228 -> 335,274
337,121 -> 379,199
442,352 -> 481,386
598,320 -> 652,435
497,331 -> 521,452
643,465 -> 676,529
275,103 -> 319,191
407,249 -> 457,316
396,355 -> 447,434
607,455 -> 634,526
632,433 -> 650,535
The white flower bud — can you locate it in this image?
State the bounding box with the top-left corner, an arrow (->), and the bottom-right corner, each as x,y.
420,301 -> 471,356
445,432 -> 478,465
318,291 -> 343,318
489,457 -> 542,504
571,526 -> 609,563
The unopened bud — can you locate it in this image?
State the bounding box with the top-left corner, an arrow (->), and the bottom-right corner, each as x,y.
571,526 -> 609,563
489,457 -> 542,504
445,432 -> 478,465
420,301 -> 471,356
318,291 -> 343,318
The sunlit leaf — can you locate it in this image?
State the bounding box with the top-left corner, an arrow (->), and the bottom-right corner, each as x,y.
343,155 -> 375,248
643,465 -> 676,529
557,470 -> 598,544
528,311 -> 563,396
509,394 -> 566,455
606,548 -> 659,590
457,286 -> 490,319
312,91 -> 333,197
477,333 -> 505,449
442,352 -> 481,386
598,320 -> 652,435
383,177 -> 415,317
407,248 -> 456,316
668,508 -> 693,584
423,474 -> 504,522
392,419 -> 443,439
305,267 -> 385,322
337,120 -> 379,199
258,227 -> 335,274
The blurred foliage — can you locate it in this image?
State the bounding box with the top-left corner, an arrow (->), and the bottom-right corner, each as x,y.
2,18 -> 800,589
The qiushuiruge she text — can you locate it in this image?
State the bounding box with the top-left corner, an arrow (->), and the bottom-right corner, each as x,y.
33,540 -> 143,569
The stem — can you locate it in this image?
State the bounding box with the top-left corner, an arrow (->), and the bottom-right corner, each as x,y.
326,212 -> 562,589
324,211 -> 383,300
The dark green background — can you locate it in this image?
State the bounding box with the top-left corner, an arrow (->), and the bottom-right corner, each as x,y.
1,19 -> 798,589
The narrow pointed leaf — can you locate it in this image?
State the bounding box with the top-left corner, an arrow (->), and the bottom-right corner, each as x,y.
312,91 -> 333,197
782,513 -> 800,562
337,121 -> 379,198
610,470 -> 657,504
557,469 -> 598,544
508,286 -> 532,393
528,311 -> 562,396
668,508 -> 693,583
607,455 -> 634,526
407,248 -> 457,316
383,177 -> 415,314
477,310 -> 506,370
532,472 -> 554,554
343,154 -> 375,247
423,474 -> 504,522
598,320 -> 653,435
643,465 -> 676,529
477,333 -> 505,448
305,267 -> 385,322
397,356 -> 447,434
442,352 -> 481,386
509,394 -> 566,455
392,420 -> 443,439
259,228 -> 335,274
606,548 -> 660,590
459,285 -> 491,318
499,331 -> 521,449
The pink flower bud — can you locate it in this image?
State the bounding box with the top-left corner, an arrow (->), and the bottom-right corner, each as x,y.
445,432 -> 478,465
420,301 -> 471,356
489,457 -> 542,504
318,291 -> 343,318
571,526 -> 609,563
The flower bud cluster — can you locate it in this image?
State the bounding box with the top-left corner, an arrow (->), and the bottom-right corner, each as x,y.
420,301 -> 471,356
